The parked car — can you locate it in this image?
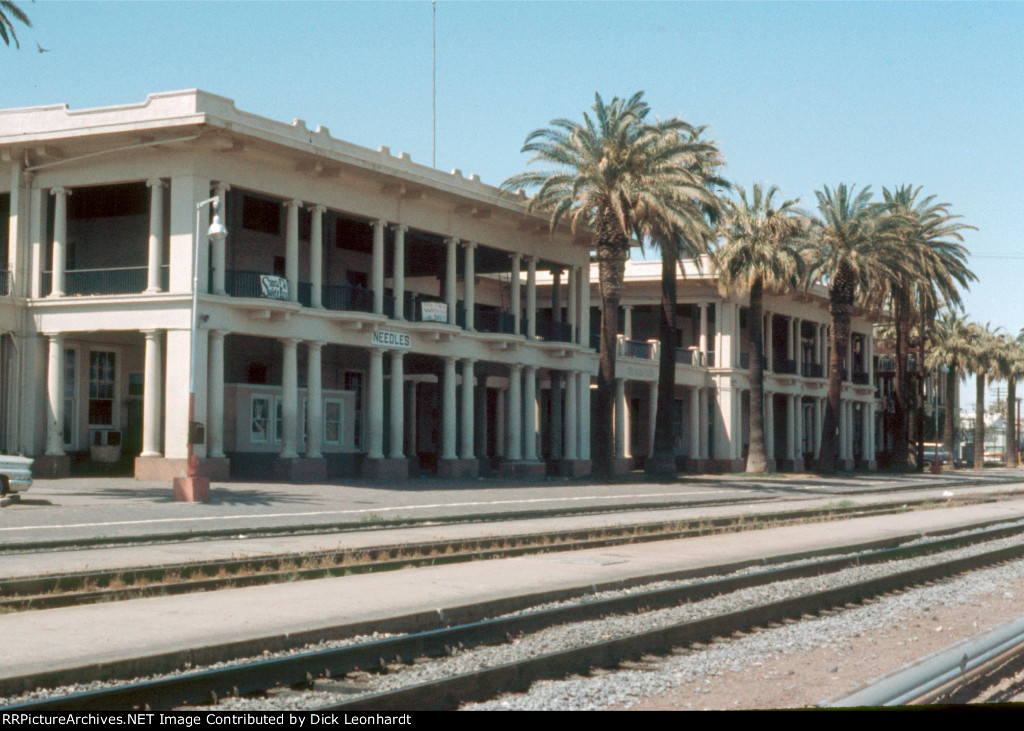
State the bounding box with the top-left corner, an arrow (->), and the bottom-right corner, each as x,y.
921,444 -> 950,468
0,455 -> 33,499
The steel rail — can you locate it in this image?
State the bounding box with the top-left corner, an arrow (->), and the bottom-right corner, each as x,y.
0,498 -> 964,611
7,522 -> 1024,712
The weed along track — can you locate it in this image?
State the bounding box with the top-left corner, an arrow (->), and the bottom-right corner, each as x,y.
7,519 -> 1024,711
0,495 -> 1000,612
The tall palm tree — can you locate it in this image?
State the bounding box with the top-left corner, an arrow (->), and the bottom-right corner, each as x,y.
635,127 -> 727,480
966,323 -> 1000,469
504,93 -> 713,476
926,310 -> 973,461
879,186 -> 976,469
0,1 -> 31,48
804,184 -> 902,472
715,184 -> 806,473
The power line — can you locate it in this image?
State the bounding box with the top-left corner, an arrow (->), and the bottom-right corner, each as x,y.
432,0 -> 436,169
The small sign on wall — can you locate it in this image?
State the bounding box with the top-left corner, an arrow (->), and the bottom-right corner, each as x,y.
420,301 -> 448,323
371,330 -> 412,349
260,275 -> 289,301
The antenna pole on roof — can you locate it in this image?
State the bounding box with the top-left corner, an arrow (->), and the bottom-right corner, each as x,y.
432,0 -> 437,168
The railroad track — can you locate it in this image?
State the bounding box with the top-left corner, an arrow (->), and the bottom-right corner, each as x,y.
0,495 -> 1004,612
8,519 -> 1024,711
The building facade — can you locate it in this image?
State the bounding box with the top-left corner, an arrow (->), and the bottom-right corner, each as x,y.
539,258 -> 881,473
0,91 -> 596,481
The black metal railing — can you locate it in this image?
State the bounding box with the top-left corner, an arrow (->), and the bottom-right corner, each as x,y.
538,320 -> 573,343
225,270 -> 268,299
623,339 -> 654,359
521,318 -> 531,337
590,332 -> 601,351
841,368 -> 849,382
0,265 -> 8,296
42,266 -> 168,296
852,371 -> 871,385
297,282 -> 312,307
676,348 -> 695,366
774,358 -> 797,375
455,304 -> 467,329
707,350 -> 716,367
477,310 -> 516,335
383,294 -> 396,319
740,352 -> 751,369
322,283 -> 374,313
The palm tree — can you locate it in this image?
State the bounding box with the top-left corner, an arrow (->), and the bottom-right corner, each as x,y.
804,184 -> 902,472
926,310 -> 973,461
715,184 -> 806,473
0,1 -> 31,48
966,323 -> 1000,469
504,93 -> 713,476
993,333 -> 1024,468
879,186 -> 976,469
635,127 -> 727,480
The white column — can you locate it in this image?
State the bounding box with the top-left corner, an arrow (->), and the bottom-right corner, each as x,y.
212,183 -> 229,296
689,387 -> 701,459
139,330 -> 164,457
699,387 -> 710,459
445,237 -> 458,325
615,378 -> 627,459
373,220 -> 386,315
698,303 -> 709,363
45,334 -> 65,456
442,356 -> 458,460
207,330 -> 225,458
463,242 -> 476,331
279,338 -> 299,458
392,224 -> 407,319
49,187 -> 69,297
310,205 -> 325,309
567,267 -> 578,344
794,318 -> 802,374
508,364 -> 522,461
461,358 -> 475,459
764,392 -> 774,460
866,402 -> 876,462
306,341 -> 323,459
579,264 -> 591,349
623,305 -> 633,340
367,348 -> 385,459
786,395 -> 796,461
284,200 -> 302,303
510,253 -> 522,335
565,371 -> 578,460
526,256 -> 537,339
647,382 -> 658,457
389,351 -> 404,459
523,365 -> 538,460
861,401 -> 872,462
579,373 -> 591,461
795,396 -> 803,461
145,180 -> 165,293
838,401 -> 847,461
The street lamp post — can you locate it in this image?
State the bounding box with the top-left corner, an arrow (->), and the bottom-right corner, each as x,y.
172,196 -> 227,502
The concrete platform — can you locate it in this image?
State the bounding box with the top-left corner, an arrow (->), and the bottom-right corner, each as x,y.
3,497 -> 1024,692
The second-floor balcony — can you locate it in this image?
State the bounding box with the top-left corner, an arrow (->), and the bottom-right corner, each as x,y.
42,266 -> 169,297
852,371 -> 871,386
774,358 -> 797,375
802,362 -> 825,378
537,320 -> 574,343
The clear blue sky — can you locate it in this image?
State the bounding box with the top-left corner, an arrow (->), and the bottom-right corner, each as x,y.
4,1 -> 1022,404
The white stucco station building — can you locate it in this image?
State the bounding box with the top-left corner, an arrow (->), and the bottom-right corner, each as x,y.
0,90 -> 597,482
0,91 -> 880,483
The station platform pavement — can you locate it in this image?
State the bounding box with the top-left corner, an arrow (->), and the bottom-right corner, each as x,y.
3,495 -> 1024,695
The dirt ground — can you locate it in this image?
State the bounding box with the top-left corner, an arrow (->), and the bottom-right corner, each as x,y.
619,579 -> 1024,710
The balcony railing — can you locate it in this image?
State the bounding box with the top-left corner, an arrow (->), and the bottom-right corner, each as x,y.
538,320 -> 573,343
622,338 -> 654,359
707,350 -> 715,367
322,283 -> 374,313
774,358 -> 797,375
477,309 -> 516,335
740,352 -> 751,370
676,348 -> 695,366
0,265 -> 8,296
42,266 -> 169,297
590,332 -> 601,351
802,362 -> 824,378
852,371 -> 871,386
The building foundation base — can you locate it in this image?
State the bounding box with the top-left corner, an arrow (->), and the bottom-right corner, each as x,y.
361,458 -> 410,481
704,458 -> 745,473
611,458 -> 633,476
33,454 -> 70,479
557,459 -> 592,478
840,458 -> 857,471
172,476 -> 210,502
437,458 -> 479,480
273,458 -> 327,484
778,458 -> 806,473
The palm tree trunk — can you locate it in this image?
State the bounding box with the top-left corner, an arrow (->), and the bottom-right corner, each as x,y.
646,253 -> 678,479
746,277 -> 769,473
974,374 -> 985,469
594,209 -> 629,478
943,369 -> 957,461
1006,379 -> 1017,468
820,267 -> 853,473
